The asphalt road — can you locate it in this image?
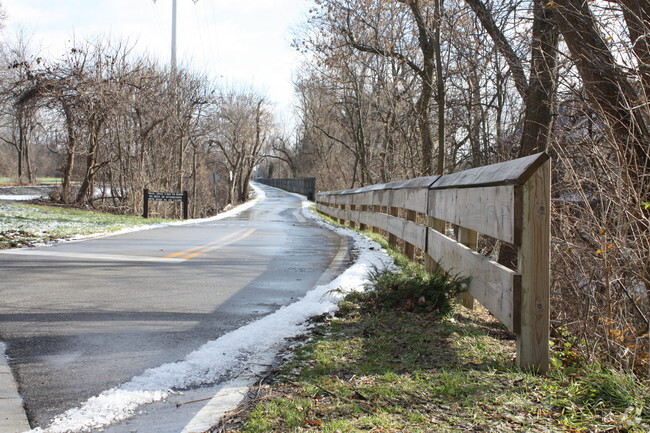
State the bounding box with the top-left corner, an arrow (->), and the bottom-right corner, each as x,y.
0,185 -> 348,429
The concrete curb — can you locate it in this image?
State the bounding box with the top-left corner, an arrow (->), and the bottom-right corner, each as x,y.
179,355 -> 272,433
0,343 -> 30,432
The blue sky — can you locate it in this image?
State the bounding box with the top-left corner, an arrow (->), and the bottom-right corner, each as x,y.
1,0 -> 309,122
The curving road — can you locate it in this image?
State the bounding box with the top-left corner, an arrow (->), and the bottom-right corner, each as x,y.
0,185 -> 349,429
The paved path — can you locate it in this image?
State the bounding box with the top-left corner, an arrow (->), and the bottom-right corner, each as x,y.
0,185 -> 348,430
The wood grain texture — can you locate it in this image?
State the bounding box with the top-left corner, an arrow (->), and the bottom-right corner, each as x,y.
458,227 -> 478,308
388,207 -> 400,247
359,205 -> 367,230
426,217 -> 446,274
404,189 -> 429,213
376,190 -> 392,207
316,203 -> 335,219
372,205 -> 382,233
403,218 -> 427,252
516,159 -> 551,372
356,191 -> 374,206
317,153 -> 551,372
360,211 -> 389,232
349,204 -> 357,229
427,228 -> 520,332
431,152 -> 549,189
428,185 -> 520,244
404,209 -> 418,259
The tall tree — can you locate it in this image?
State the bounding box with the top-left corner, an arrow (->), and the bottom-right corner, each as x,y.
464,0 -> 559,157
308,0 -> 446,175
553,0 -> 649,183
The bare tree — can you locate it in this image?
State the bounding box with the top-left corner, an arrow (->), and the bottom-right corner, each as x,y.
208,88 -> 272,204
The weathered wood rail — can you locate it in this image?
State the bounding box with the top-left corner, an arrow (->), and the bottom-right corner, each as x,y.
316,153 -> 551,371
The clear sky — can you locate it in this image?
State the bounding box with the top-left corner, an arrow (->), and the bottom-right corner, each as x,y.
1,0 -> 309,123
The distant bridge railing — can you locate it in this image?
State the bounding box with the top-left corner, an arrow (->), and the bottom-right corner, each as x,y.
256,177 -> 316,201
316,153 -> 551,372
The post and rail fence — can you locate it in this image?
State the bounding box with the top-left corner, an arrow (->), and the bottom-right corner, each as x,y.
256,177 -> 316,201
316,153 -> 551,372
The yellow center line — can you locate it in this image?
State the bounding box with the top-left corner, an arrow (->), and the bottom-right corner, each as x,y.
164,228 -> 251,258
181,228 -> 256,260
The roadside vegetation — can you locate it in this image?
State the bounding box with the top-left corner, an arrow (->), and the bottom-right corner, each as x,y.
215,227 -> 650,433
0,0 -> 647,382
0,202 -> 173,249
287,0 -> 650,379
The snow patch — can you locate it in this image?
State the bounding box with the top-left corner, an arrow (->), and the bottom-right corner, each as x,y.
0,195 -> 42,201
30,184 -> 268,246
29,192 -> 392,433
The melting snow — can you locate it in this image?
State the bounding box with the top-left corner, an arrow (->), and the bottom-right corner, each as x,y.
28,188 -> 392,433
0,195 -> 43,201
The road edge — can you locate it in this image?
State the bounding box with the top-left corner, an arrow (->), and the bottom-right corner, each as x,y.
0,342 -> 30,432
179,207 -> 352,433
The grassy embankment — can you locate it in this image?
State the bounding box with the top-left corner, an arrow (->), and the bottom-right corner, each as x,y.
0,202 -> 173,249
218,215 -> 650,433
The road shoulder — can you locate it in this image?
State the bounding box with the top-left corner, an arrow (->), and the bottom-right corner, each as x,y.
0,343 -> 30,432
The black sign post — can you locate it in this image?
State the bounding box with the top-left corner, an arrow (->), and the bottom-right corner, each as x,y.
143,189 -> 189,219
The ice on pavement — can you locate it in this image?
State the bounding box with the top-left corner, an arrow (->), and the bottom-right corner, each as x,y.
29,190 -> 393,433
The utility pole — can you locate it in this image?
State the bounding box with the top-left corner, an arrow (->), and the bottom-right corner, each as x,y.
153,0 -> 198,206
171,0 -> 177,76
154,0 -> 199,76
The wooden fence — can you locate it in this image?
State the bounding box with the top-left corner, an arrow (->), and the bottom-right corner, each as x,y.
316,153 -> 551,372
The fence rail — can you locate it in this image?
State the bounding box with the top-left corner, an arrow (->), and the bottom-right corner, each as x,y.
256,177 -> 316,200
316,153 -> 551,371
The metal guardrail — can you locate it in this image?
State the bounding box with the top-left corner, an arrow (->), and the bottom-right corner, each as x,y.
256,177 -> 316,201
316,153 -> 551,372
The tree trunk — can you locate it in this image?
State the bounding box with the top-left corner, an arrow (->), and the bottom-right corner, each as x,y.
519,0 -> 559,157
61,102 -> 77,203
619,0 -> 650,101
464,0 -> 528,99
434,0 -> 446,174
408,1 -> 437,176
500,0 -> 559,267
554,0 -> 650,181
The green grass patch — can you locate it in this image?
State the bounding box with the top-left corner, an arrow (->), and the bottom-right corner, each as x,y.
35,177 -> 63,185
0,177 -> 62,185
0,203 -> 175,249
233,304 -> 649,433
224,212 -> 649,433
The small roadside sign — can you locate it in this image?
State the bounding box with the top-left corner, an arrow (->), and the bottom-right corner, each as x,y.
143,189 -> 189,219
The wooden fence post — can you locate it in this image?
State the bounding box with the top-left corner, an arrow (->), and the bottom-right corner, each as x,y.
359,205 -> 367,231
388,207 -> 399,247
517,159 -> 551,372
404,209 -> 417,259
373,205 -> 381,233
319,153 -> 551,373
458,227 -> 478,308
425,217 -> 445,273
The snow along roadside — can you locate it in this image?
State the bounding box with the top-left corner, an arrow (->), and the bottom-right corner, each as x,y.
43,183 -> 268,245
29,194 -> 394,433
0,185 -> 268,432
